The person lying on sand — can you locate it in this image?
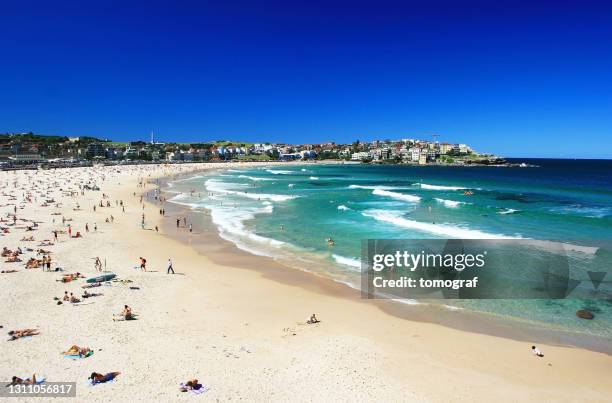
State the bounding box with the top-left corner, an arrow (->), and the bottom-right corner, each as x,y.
532,345 -> 544,357
20,235 -> 34,241
63,345 -> 93,357
1,269 -> 18,273
8,328 -> 39,341
59,272 -> 83,283
82,290 -> 102,298
89,372 -> 120,384
8,374 -> 38,385
69,293 -> 80,303
25,258 -> 41,269
180,379 -> 203,392
306,314 -> 320,324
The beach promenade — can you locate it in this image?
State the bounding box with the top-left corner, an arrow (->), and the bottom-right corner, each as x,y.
0,163 -> 611,402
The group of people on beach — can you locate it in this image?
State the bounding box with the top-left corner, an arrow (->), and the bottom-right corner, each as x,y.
3,164 -> 339,397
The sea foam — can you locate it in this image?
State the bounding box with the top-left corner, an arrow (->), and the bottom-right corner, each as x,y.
266,169 -> 293,175
372,189 -> 421,203
238,175 -> 274,181
205,179 -> 297,202
417,183 -> 468,190
361,209 -> 513,239
332,254 -> 361,271
434,198 -> 468,208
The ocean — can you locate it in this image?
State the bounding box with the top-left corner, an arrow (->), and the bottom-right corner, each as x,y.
166,159 -> 612,340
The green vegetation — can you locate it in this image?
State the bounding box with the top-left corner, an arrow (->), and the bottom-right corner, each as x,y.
0,133 -> 69,144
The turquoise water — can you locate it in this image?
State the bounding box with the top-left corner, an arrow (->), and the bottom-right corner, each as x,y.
167,160 -> 612,339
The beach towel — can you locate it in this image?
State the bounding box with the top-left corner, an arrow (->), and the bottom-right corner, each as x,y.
179,383 -> 209,395
87,379 -> 113,386
64,351 -> 93,359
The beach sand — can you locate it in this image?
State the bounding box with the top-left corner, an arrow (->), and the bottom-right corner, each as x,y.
0,162 -> 611,402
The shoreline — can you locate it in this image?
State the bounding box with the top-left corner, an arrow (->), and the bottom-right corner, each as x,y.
159,167 -> 612,355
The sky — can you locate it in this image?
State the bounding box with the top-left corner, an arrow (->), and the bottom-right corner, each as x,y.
1,0 -> 611,158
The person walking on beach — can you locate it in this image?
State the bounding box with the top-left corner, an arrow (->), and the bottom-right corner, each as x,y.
167,258 -> 174,274
53,230 -> 58,242
176,218 -> 180,228
532,346 -> 544,357
139,257 -> 147,272
189,224 -> 192,233
94,257 -> 102,272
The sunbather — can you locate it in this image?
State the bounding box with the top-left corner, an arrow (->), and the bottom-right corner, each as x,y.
25,258 -> 41,269
89,372 -> 120,384
8,374 -> 38,385
63,345 -> 93,357
8,328 -> 39,341
60,272 -> 83,282
180,379 -> 204,392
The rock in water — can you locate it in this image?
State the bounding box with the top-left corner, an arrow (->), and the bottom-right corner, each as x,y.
576,309 -> 594,320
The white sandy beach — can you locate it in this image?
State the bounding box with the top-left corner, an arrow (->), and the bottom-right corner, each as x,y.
1,162 -> 611,402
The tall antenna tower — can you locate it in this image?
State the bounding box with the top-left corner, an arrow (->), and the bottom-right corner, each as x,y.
150,131 -> 154,144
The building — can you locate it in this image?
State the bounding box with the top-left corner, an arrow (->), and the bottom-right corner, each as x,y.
439,143 -> 453,154
351,152 -> 370,161
85,143 -> 106,159
419,150 -> 428,165
9,153 -> 45,163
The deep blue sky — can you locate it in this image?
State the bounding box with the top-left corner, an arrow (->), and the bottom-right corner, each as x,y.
2,1 -> 611,158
